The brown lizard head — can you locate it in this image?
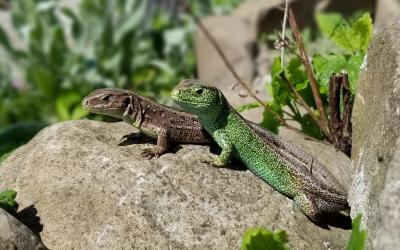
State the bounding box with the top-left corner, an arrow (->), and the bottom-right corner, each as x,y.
82,88 -> 133,119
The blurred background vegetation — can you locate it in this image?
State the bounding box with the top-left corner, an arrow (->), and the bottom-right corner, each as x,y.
0,0 -> 373,159
0,0 -> 243,156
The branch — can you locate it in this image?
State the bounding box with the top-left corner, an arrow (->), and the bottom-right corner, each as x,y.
328,74 -> 342,146
288,9 -> 332,142
279,72 -> 328,137
280,0 -> 289,69
341,72 -> 352,155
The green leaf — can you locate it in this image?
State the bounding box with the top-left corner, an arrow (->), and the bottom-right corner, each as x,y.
260,104 -> 281,134
271,56 -> 283,77
350,13 -> 373,52
114,0 -> 146,44
285,57 -> 308,91
61,8 -> 82,39
312,54 -> 346,94
0,122 -> 47,156
300,113 -> 324,140
0,25 -> 13,52
346,53 -> 364,93
236,102 -> 262,113
48,26 -> 68,67
0,190 -> 19,215
270,68 -> 292,107
316,13 -> 343,39
241,227 -> 290,250
71,106 -> 89,120
346,214 -> 367,250
28,67 -> 57,97
316,12 -> 372,53
56,92 -> 82,121
313,53 -> 364,94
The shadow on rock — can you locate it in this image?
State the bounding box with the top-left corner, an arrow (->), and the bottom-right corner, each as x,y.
312,212 -> 352,230
16,205 -> 44,236
118,132 -> 155,146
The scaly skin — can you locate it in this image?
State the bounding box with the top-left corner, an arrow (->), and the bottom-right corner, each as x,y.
82,88 -> 212,158
171,79 -> 349,221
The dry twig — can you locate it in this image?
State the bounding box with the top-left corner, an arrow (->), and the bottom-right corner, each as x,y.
288,9 -> 332,141
280,0 -> 289,69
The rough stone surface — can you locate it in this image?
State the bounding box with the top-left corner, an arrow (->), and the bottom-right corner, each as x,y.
375,137 -> 400,249
0,120 -> 351,249
233,0 -> 282,38
375,0 -> 400,29
349,22 -> 400,249
195,15 -> 255,93
194,14 -> 265,122
0,208 -> 46,249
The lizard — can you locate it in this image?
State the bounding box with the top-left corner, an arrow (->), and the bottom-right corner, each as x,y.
82,88 -> 212,158
171,79 -> 349,222
82,87 -> 347,203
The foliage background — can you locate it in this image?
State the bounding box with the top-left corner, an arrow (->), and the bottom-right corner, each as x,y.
0,0 -> 372,158
0,0 -> 243,157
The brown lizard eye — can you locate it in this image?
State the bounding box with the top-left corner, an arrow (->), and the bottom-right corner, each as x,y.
195,89 -> 203,95
102,95 -> 111,102
123,97 -> 131,107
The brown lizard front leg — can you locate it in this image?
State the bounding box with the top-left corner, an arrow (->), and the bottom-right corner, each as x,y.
141,128 -> 169,159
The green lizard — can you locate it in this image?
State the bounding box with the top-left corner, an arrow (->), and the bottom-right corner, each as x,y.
171,79 -> 349,222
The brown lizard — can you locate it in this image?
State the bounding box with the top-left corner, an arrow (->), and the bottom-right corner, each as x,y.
82,88 -> 212,158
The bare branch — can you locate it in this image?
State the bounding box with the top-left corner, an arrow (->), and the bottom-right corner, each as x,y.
328,74 -> 342,146
279,72 -> 327,135
280,0 -> 289,69
288,9 -> 332,142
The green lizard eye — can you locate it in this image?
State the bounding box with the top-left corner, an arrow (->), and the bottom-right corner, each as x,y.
195,88 -> 203,95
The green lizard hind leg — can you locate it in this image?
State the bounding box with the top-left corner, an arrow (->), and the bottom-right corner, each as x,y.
293,193 -> 322,222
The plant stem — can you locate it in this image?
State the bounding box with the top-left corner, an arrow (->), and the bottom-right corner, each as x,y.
288,9 -> 332,142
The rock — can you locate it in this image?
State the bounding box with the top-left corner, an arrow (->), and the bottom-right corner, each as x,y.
194,12 -> 270,123
0,208 -> 46,249
194,14 -> 264,122
233,0 -> 283,38
375,0 -> 400,29
348,22 -> 400,249
0,120 -> 351,249
194,15 -> 255,92
375,137 -> 400,249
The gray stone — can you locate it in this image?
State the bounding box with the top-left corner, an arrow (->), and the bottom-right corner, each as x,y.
349,22 -> 400,249
194,14 -> 265,122
0,120 -> 351,249
375,137 -> 400,249
0,208 -> 46,249
375,0 -> 400,29
194,15 -> 255,93
194,10 -> 273,123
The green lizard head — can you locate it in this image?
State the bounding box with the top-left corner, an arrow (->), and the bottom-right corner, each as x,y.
82,88 -> 132,119
171,79 -> 227,115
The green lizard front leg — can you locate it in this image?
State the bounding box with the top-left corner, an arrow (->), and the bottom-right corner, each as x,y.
212,130 -> 233,167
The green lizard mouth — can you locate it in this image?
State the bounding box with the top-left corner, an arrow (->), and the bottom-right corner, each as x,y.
171,96 -> 209,107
